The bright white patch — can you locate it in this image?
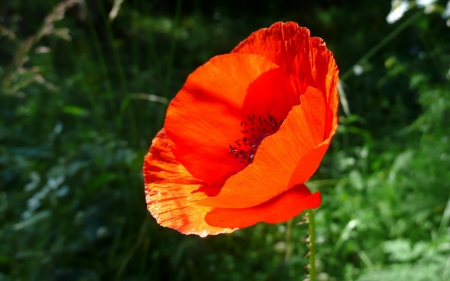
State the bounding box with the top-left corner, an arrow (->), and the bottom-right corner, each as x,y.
443,1 -> 450,18
416,0 -> 436,8
386,0 -> 410,24
353,65 -> 364,76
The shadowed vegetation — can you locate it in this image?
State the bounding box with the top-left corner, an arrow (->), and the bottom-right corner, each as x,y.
1,0 -> 449,280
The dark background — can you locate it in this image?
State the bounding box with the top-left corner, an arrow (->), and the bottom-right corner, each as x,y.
1,0 -> 449,280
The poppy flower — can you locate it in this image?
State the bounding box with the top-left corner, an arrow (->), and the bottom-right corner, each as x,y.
143,22 -> 339,237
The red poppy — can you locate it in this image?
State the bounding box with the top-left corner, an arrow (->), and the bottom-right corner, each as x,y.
143,22 -> 339,237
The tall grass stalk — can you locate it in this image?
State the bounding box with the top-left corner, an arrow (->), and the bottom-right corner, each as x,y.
92,0 -> 134,137
340,11 -> 422,82
84,2 -> 116,125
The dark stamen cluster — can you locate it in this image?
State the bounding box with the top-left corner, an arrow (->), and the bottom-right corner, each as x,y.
229,113 -> 283,164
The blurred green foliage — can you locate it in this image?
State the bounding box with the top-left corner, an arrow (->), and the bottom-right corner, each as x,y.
1,0 -> 449,280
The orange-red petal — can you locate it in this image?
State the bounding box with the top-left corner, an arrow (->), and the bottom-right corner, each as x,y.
200,87 -> 334,209
232,22 -> 339,118
165,54 -> 282,183
310,37 -> 339,134
233,22 -> 313,79
205,184 -> 321,229
143,129 -> 235,236
240,67 -> 299,125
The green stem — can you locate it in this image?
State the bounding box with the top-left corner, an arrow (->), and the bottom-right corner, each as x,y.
308,209 -> 316,281
285,218 -> 293,261
340,11 -> 421,82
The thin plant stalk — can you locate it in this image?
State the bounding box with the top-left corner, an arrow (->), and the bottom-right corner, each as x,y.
163,0 -> 183,98
308,209 -> 317,281
340,11 -> 421,82
285,218 -> 293,261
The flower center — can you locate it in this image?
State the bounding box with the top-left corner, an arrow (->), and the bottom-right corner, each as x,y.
229,113 -> 283,164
